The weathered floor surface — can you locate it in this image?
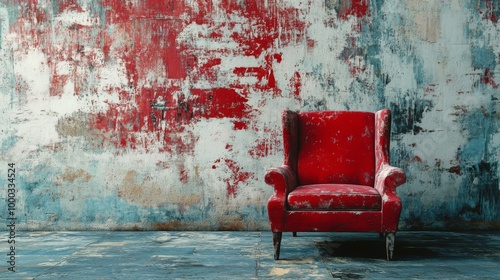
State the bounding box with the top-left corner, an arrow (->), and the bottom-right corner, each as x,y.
1,231 -> 499,279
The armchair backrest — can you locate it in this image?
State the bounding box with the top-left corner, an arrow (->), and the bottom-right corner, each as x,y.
283,110 -> 376,186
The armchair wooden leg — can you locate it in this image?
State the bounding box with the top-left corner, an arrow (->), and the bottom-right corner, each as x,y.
273,232 -> 282,260
386,232 -> 395,260
292,232 -> 297,237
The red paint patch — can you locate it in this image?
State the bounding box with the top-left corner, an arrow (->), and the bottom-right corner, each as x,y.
232,121 -> 249,130
480,68 -> 499,88
214,158 -> 253,198
221,0 -> 278,58
58,0 -> 85,13
337,0 -> 370,20
249,128 -> 280,158
202,58 -> 222,68
307,39 -> 315,51
11,0 -> 306,155
232,53 -> 282,94
233,67 -> 268,83
249,139 -> 272,159
412,156 -> 423,163
347,62 -> 366,75
179,169 -> 189,183
479,0 -> 499,23
190,88 -> 251,119
447,166 -> 461,175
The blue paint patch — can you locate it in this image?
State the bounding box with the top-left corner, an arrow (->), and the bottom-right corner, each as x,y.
1,135 -> 17,154
0,2 -> 21,27
470,45 -> 497,70
50,0 -> 60,16
458,137 -> 486,163
82,196 -> 141,225
456,107 -> 500,223
360,2 -> 385,106
21,181 -> 64,226
458,109 -> 492,161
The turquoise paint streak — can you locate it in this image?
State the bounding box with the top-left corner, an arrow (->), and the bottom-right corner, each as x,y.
465,1 -> 499,71
456,102 -> 499,222
361,0 -> 386,106
470,45 -> 497,70
82,197 -> 141,225
1,135 -> 17,154
0,2 -> 20,26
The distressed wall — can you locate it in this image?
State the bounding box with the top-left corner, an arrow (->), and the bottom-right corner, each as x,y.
0,0 -> 498,230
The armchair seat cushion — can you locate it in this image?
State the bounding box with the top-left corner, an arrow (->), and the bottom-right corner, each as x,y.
287,184 -> 381,210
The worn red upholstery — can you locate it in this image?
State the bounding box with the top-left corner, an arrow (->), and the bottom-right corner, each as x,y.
265,109 -> 406,260
288,184 -> 381,210
297,111 -> 375,186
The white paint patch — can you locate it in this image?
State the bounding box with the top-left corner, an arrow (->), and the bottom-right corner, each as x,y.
270,268 -> 291,276
39,262 -> 61,266
7,48 -> 61,156
54,8 -> 100,27
90,242 -> 128,247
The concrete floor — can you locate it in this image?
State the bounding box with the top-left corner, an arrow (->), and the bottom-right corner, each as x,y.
1,231 -> 499,279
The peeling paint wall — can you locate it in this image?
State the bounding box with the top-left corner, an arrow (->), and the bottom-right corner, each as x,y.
0,0 -> 498,230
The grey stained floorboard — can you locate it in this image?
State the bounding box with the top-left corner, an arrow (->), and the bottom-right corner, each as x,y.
1,231 -> 499,279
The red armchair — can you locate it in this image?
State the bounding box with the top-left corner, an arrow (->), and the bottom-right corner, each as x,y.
265,109 -> 406,260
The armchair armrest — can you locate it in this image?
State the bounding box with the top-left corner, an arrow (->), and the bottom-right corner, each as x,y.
376,164 -> 406,232
265,165 -> 296,232
375,164 -> 406,194
265,165 -> 297,196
